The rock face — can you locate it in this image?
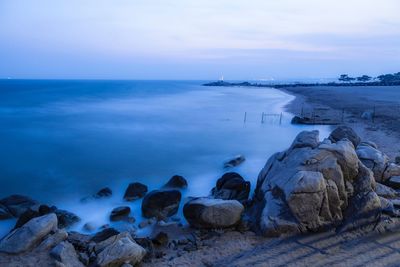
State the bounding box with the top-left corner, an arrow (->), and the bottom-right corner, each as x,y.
211,172 -> 250,203
141,190 -> 181,219
253,130 -> 381,236
50,241 -> 85,267
356,142 -> 390,182
329,125 -> 361,147
0,195 -> 38,217
124,182 -> 148,201
0,213 -> 58,254
95,232 -> 146,267
183,197 -> 244,229
163,175 -> 188,189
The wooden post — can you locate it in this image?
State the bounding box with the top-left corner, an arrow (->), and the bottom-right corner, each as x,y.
261,112 -> 264,123
243,112 -> 247,123
301,104 -> 304,117
342,108 -> 345,123
279,112 -> 283,125
373,106 -> 376,123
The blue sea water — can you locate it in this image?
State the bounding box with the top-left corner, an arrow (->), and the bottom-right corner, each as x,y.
0,80 -> 329,237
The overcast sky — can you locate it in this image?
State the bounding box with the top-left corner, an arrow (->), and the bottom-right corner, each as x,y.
1,0 -> 399,80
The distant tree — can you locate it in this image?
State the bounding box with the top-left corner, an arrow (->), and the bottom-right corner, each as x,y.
356,75 -> 372,82
338,74 -> 356,82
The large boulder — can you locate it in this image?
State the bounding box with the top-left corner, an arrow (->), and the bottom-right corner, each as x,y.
50,241 -> 85,267
94,232 -> 146,267
253,130 -> 381,236
124,182 -> 148,201
329,126 -> 361,147
141,190 -> 181,219
55,209 -> 80,228
0,195 -> 38,217
0,213 -> 58,254
110,206 -> 131,222
163,175 -> 188,189
211,172 -> 250,203
183,197 -> 244,229
356,142 -> 389,182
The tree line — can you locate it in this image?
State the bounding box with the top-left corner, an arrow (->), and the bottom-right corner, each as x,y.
339,72 -> 400,83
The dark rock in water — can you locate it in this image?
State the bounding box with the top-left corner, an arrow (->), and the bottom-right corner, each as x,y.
291,116 -> 312,124
152,231 -> 168,246
163,175 -> 188,189
224,155 -> 245,168
124,182 -> 148,201
67,231 -> 92,252
0,194 -> 38,217
0,204 -> 12,220
183,197 -> 244,229
91,228 -> 120,243
387,176 -> 400,189
329,126 -> 361,147
94,187 -> 112,198
141,190 -> 181,219
55,209 -> 80,228
211,172 -> 250,203
110,206 -> 131,222
14,209 -> 40,229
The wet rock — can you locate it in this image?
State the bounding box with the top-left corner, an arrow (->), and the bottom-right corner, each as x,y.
67,231 -> 91,252
0,213 -> 57,254
224,155 -> 246,168
211,172 -> 250,203
110,206 -> 131,222
94,187 -> 112,198
50,241 -> 85,267
329,125 -> 361,147
91,228 -> 120,243
55,209 -> 80,228
0,194 -> 39,217
0,204 -> 12,220
124,182 -> 148,201
163,175 -> 188,189
387,176 -> 400,189
183,197 -> 244,229
134,237 -> 155,261
14,208 -> 40,229
152,231 -> 168,246
94,232 -> 146,267
142,190 -> 181,219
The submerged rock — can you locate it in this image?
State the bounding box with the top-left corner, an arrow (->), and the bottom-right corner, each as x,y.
0,194 -> 38,217
183,197 -> 244,229
124,182 -> 148,201
94,187 -> 113,198
0,204 -> 12,220
0,213 -> 57,254
224,155 -> 246,168
211,172 -> 250,203
110,206 -> 131,222
141,190 -> 181,219
253,130 -> 381,236
163,175 -> 188,189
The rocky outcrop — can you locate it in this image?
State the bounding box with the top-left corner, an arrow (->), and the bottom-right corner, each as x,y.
356,142 -> 389,182
141,190 -> 181,219
211,172 -> 250,203
163,175 -> 188,189
94,232 -> 146,267
253,130 -> 383,236
0,213 -> 58,254
124,182 -> 148,201
329,125 -> 361,147
183,197 -> 244,229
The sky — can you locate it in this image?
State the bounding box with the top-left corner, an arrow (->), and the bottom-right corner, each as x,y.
0,0 -> 400,80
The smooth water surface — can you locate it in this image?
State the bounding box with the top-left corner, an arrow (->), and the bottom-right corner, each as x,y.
0,80 -> 329,236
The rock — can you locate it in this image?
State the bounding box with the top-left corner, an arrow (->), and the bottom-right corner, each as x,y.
55,209 -> 80,228
124,182 -> 148,201
0,204 -> 12,220
91,228 -> 120,243
67,231 -> 91,252
138,219 -> 155,229
356,142 -> 390,182
134,237 -> 155,260
0,213 -> 57,254
211,172 -> 250,203
0,194 -> 38,217
253,130 -> 379,236
83,222 -> 96,232
163,175 -> 188,189
383,163 -> 400,182
361,111 -> 374,120
95,232 -> 146,267
50,241 -> 85,267
183,197 -> 244,229
110,206 -> 131,222
14,208 -> 40,229
38,229 -> 68,250
151,231 -> 168,246
375,183 -> 399,199
329,126 -> 361,147
94,187 -> 112,198
387,176 -> 400,189
396,156 -> 400,165
224,155 -> 246,168
141,190 -> 181,219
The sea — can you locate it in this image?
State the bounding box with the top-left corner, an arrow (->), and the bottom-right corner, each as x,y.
0,80 -> 330,237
